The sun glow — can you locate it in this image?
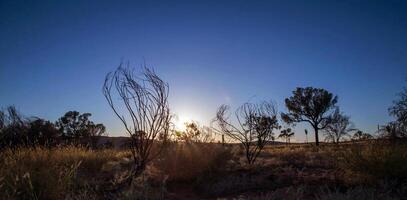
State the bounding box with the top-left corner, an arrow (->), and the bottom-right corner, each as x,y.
174,114 -> 193,131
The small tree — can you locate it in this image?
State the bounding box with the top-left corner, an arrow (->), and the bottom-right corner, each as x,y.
281,87 -> 338,146
389,87 -> 407,125
324,108 -> 355,143
352,130 -> 373,141
27,118 -> 60,147
103,64 -> 171,177
278,128 -> 294,144
0,106 -> 28,148
176,122 -> 214,143
386,86 -> 407,138
56,111 -> 105,147
215,101 -> 279,164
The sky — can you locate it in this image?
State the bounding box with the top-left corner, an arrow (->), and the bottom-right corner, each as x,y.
1,0 -> 406,142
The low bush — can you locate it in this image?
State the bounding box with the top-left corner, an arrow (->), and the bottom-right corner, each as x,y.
341,141 -> 407,182
0,146 -> 122,199
153,142 -> 234,182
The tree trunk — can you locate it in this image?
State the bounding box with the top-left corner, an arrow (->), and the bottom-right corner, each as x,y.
314,126 -> 319,146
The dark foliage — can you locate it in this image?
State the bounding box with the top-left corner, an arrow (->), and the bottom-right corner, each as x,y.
281,87 -> 338,146
0,106 -> 106,149
56,111 -> 106,147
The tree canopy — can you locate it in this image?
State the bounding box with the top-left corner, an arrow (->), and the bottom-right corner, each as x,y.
282,87 -> 338,145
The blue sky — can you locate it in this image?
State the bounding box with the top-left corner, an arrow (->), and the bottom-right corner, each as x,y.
1,0 -> 406,141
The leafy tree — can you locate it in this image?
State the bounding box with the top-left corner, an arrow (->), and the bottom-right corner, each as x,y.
385,86 -> 407,139
215,101 -> 279,164
379,122 -> 406,140
56,111 -> 105,147
389,87 -> 407,125
27,118 -> 60,147
281,87 -> 338,146
278,128 -> 294,144
352,130 -> 373,141
324,108 -> 355,143
176,122 -> 214,143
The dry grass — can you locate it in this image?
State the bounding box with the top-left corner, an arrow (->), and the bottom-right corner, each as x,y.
0,146 -> 126,200
1,142 -> 406,199
153,142 -> 235,182
341,141 -> 407,182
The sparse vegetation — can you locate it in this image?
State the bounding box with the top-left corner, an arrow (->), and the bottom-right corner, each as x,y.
103,64 -> 171,179
282,87 -> 338,146
1,69 -> 406,200
215,101 -> 279,165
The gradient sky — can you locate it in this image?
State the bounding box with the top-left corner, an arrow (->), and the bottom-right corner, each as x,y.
1,0 -> 406,141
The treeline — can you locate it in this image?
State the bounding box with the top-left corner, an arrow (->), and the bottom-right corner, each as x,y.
0,107 -> 107,149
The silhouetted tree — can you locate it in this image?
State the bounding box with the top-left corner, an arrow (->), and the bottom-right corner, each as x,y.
103,64 -> 171,178
27,118 -> 60,147
324,108 -> 355,143
352,130 -> 373,141
0,106 -> 28,148
215,101 -> 279,164
56,111 -> 105,147
385,86 -> 407,139
389,87 -> 407,126
305,129 -> 308,143
379,122 -> 406,140
176,122 -> 214,143
278,128 -> 294,144
281,87 -> 338,146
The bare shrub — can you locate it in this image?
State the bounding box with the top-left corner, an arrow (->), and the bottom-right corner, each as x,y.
324,108 -> 356,143
215,101 -> 279,165
174,121 -> 215,143
103,63 -> 171,177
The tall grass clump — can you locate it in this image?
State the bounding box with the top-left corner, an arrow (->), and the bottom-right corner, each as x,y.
341,141 -> 407,182
153,142 -> 234,182
0,146 -> 122,200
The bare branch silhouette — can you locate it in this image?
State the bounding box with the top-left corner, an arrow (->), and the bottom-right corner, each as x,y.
215,101 -> 279,164
103,63 -> 171,177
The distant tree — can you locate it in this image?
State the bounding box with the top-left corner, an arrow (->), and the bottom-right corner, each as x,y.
278,128 -> 294,144
379,122 -> 406,140
281,87 -> 338,146
27,118 -> 60,147
215,101 -> 279,164
352,130 -> 373,141
324,108 -> 355,143
0,106 -> 28,148
103,64 -> 171,178
176,122 -> 214,143
385,85 -> 407,139
389,87 -> 407,125
56,111 -> 105,147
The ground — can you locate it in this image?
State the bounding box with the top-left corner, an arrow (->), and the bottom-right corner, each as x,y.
0,141 -> 406,199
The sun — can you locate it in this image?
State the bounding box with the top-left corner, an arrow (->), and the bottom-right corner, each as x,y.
174,114 -> 193,131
